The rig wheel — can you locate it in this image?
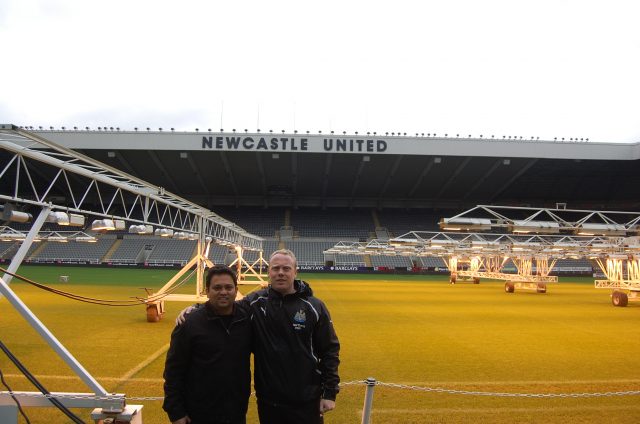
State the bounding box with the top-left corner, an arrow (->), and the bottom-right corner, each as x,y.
536,283 -> 547,293
505,282 -> 515,293
146,304 -> 162,322
612,291 -> 628,307
473,277 -> 480,284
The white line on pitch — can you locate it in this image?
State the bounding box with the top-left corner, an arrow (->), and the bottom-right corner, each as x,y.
3,374 -> 165,383
117,343 -> 170,384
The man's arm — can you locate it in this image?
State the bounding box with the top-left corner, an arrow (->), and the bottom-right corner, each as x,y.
175,293 -> 259,325
313,300 -> 341,405
162,323 -> 192,422
175,304 -> 202,325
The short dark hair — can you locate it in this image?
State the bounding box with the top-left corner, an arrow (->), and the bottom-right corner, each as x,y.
206,265 -> 238,289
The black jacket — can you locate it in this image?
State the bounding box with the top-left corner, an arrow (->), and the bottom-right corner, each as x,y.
242,280 -> 340,405
163,302 -> 252,423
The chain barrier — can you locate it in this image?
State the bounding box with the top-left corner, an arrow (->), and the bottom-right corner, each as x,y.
374,381 -> 640,399
3,380 -> 368,403
5,379 -> 638,402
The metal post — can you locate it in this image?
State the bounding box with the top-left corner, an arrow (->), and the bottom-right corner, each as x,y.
0,275 -> 110,397
1,206 -> 50,286
361,377 -> 376,424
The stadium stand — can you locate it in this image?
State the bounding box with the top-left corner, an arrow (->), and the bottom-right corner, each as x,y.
108,237 -> 154,264
377,209 -> 447,236
370,255 -> 412,268
207,239 -> 280,265
332,253 -> 366,266
286,240 -> 336,266
146,239 -> 197,265
290,208 -> 374,238
29,238 -> 115,264
214,207 -> 285,237
0,241 -> 19,259
419,256 -> 447,268
243,239 -> 280,263
0,207 -> 602,272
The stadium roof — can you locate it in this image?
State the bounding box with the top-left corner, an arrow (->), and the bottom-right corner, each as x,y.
3,127 -> 640,211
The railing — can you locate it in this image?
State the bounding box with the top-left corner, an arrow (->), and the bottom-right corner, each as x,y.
8,378 -> 640,424
27,257 -> 100,264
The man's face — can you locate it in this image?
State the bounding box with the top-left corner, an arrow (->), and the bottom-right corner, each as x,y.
269,253 -> 297,294
207,274 -> 237,313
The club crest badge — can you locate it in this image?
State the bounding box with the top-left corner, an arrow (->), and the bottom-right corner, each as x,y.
293,309 -> 306,330
294,310 -> 306,323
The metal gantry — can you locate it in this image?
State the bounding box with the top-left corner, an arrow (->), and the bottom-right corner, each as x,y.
0,124 -> 267,423
0,124 -> 266,313
325,229 -> 640,300
439,205 -> 640,302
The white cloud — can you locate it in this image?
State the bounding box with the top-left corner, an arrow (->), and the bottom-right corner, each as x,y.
1,0 -> 639,142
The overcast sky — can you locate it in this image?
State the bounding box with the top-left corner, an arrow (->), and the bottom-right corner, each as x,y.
1,0 -> 639,143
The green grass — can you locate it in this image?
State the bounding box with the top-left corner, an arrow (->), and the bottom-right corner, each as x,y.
1,266 -> 639,423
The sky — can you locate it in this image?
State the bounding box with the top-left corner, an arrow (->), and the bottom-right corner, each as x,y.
1,0 -> 639,143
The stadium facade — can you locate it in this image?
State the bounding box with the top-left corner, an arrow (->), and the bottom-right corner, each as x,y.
35,130 -> 640,210
1,127 -> 639,272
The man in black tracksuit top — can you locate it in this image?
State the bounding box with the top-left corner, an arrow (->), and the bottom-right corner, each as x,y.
163,266 -> 252,424
176,249 -> 340,424
242,249 -> 340,424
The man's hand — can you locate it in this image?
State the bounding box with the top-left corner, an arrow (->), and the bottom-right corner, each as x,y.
175,305 -> 196,325
319,398 -> 336,415
172,415 -> 190,424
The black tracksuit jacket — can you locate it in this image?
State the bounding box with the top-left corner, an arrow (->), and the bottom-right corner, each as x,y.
163,302 -> 252,423
241,280 -> 341,405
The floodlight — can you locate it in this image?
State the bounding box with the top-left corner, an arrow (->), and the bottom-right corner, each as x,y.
2,204 -> 32,223
129,224 -> 154,234
47,212 -> 69,225
551,242 -> 581,251
439,217 -> 492,231
622,236 -> 640,247
508,220 -> 560,234
606,254 -> 629,260
154,228 -> 174,237
0,232 -> 26,241
511,242 -> 542,251
66,214 -> 85,226
389,238 -> 419,247
187,233 -> 199,240
75,236 -> 97,243
364,245 -> 384,252
589,243 -> 618,252
48,212 -> 85,227
91,219 -> 115,231
471,241 -> 499,249
627,225 -> 640,236
47,235 -> 68,242
574,223 -> 626,236
430,239 -> 457,247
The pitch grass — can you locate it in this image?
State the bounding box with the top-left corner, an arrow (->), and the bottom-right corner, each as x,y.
1,266 -> 640,423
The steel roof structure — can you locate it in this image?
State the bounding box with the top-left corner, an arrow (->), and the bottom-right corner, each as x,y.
9,128 -> 639,211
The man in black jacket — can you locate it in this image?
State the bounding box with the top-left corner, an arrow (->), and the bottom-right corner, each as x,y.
177,249 -> 340,424
245,249 -> 340,424
163,265 -> 252,424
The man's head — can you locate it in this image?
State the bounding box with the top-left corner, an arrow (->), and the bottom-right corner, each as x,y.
268,249 -> 298,295
205,265 -> 238,314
